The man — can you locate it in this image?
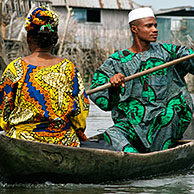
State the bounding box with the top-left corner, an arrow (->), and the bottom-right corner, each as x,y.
89,7 -> 194,153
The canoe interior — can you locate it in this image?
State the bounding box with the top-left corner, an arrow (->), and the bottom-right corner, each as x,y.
87,133 -> 192,150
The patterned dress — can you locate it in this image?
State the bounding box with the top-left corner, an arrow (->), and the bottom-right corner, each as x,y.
0,57 -> 89,147
90,43 -> 194,153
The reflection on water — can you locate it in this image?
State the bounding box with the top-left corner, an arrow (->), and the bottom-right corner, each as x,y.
1,101 -> 194,193
1,171 -> 194,193
85,100 -> 113,138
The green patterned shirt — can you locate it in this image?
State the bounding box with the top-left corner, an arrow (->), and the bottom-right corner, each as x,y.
90,43 -> 194,149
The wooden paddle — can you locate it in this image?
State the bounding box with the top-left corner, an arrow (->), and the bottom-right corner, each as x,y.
86,53 -> 194,95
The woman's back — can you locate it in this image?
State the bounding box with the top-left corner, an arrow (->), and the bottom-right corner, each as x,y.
0,6 -> 89,147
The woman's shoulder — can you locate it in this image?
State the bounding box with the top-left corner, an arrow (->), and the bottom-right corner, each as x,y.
2,57 -> 23,82
7,57 -> 22,66
59,58 -> 76,70
3,57 -> 22,74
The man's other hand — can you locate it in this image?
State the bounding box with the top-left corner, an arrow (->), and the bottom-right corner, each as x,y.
109,73 -> 125,88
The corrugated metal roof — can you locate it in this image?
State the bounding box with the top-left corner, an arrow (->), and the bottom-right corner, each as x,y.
155,6 -> 194,15
35,0 -> 52,2
51,0 -> 145,10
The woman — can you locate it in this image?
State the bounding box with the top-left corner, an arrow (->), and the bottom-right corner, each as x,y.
0,6 -> 89,147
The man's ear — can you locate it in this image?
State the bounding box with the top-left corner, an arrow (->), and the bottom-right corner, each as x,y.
130,25 -> 137,33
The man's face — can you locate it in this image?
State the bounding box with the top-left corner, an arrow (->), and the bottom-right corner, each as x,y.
132,17 -> 158,43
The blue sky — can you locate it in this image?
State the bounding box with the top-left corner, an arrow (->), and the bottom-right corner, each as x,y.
136,0 -> 194,11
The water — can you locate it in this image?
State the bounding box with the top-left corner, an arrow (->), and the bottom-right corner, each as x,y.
1,172 -> 194,193
85,100 -> 113,138
1,100 -> 194,194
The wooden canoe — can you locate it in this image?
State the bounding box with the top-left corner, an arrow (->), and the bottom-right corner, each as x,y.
0,133 -> 194,184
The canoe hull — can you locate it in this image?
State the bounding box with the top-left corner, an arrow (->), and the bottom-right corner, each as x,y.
0,134 -> 194,183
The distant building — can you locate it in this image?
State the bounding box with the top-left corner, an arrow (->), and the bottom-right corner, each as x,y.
2,0 -> 52,40
1,0 -> 52,63
51,0 -> 146,50
155,6 -> 194,45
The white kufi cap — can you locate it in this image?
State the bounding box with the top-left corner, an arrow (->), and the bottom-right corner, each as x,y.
128,7 -> 155,23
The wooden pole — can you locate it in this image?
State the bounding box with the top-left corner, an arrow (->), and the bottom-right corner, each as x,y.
0,0 -> 2,43
86,53 -> 194,95
0,0 -> 7,74
57,0 -> 73,56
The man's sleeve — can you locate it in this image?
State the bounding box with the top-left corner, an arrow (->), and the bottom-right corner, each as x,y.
89,58 -> 121,111
162,43 -> 194,77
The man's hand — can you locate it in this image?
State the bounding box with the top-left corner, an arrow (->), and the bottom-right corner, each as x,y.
109,73 -> 125,88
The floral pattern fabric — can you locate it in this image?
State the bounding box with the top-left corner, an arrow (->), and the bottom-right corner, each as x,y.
0,58 -> 89,147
